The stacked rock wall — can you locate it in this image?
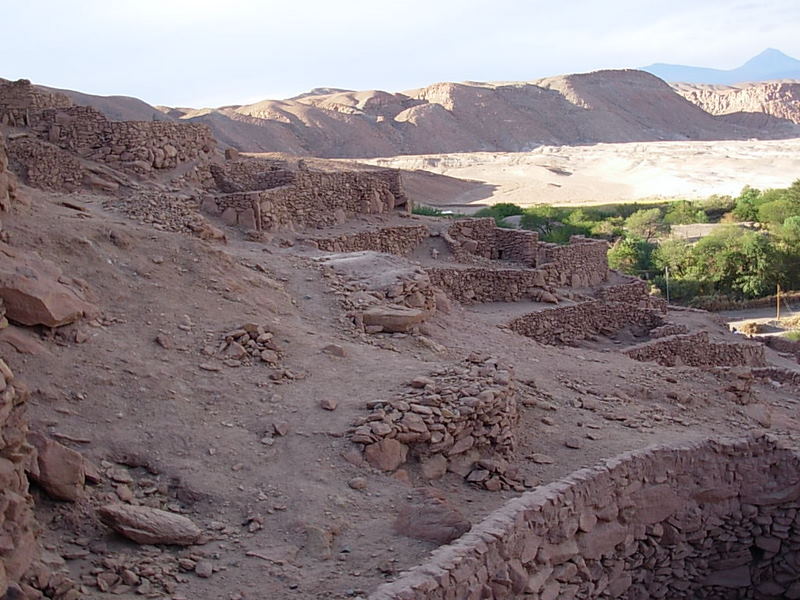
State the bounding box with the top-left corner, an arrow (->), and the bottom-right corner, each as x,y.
0,79 -> 71,126
624,331 -> 767,367
7,137 -> 86,192
204,169 -> 408,232
351,357 -> 518,470
594,277 -> 668,313
0,358 -> 38,597
445,219 -> 539,264
536,236 -> 610,288
427,267 -> 550,304
0,135 -> 17,216
508,301 -> 665,346
370,436 -> 800,600
313,225 -> 429,256
209,158 -> 295,193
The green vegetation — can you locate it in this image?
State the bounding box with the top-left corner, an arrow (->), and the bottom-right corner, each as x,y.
412,205 -> 447,217
480,180 -> 800,305
784,330 -> 800,342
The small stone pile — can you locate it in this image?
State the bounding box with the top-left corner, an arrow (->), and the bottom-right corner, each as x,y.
205,324 -> 285,367
350,355 -> 518,479
465,456 -> 527,492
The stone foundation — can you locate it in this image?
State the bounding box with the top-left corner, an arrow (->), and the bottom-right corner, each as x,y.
508,301 -> 665,346
370,435 -> 800,600
624,331 -> 767,367
444,219 -> 539,264
0,358 -> 38,597
536,236 -> 610,288
312,225 -> 430,256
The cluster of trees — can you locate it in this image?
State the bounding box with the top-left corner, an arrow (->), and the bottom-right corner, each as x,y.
471,181 -> 800,304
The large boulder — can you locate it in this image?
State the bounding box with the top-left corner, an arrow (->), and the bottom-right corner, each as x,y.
362,305 -> 427,333
98,504 -> 202,546
0,243 -> 97,327
26,431 -> 85,501
393,488 -> 470,545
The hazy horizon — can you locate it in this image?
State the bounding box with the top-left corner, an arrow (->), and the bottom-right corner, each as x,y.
3,0 -> 799,107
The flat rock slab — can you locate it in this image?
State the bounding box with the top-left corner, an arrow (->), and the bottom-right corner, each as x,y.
362,305 -> 427,333
98,504 -> 202,546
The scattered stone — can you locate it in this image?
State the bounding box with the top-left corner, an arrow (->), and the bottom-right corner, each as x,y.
364,439 -> 408,471
531,453 -> 554,465
194,560 -> 213,578
420,454 -> 448,481
320,398 -> 338,411
321,344 -> 346,357
348,477 -> 367,491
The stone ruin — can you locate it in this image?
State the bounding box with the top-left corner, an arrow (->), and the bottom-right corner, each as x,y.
624,331 -> 767,368
350,355 -> 521,491
369,435 -> 800,600
200,156 -> 410,232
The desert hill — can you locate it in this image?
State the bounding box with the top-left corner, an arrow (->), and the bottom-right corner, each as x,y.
642,48 -> 800,84
20,69 -> 799,158
673,80 -> 800,125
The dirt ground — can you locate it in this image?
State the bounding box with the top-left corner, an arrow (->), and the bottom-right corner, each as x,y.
4,185 -> 800,600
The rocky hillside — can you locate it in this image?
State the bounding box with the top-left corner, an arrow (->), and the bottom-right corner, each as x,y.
674,80 -> 800,125
26,70 -> 800,158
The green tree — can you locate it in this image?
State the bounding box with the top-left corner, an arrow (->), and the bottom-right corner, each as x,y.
608,237 -> 656,276
520,205 -> 565,236
664,201 -> 708,225
624,208 -> 669,241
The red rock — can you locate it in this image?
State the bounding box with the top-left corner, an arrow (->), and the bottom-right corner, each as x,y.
364,439 -> 408,471
26,431 -> 85,501
98,504 -> 201,545
393,488 -> 470,544
0,243 -> 97,327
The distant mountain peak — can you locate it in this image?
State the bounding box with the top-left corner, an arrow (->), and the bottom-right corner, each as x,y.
641,49 -> 800,84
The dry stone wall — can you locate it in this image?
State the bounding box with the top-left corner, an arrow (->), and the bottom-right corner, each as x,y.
312,225 -> 430,256
427,267 -> 551,304
0,79 -> 71,126
0,357 -> 38,597
624,331 -> 767,367
7,137 -> 87,192
209,158 -> 295,193
536,236 -> 610,288
444,219 -> 539,264
203,169 -> 408,232
0,135 -> 17,218
370,435 -> 800,600
594,277 -> 668,313
508,301 -> 665,346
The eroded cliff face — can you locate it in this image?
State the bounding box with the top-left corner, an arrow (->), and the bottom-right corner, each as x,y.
674,81 -> 800,125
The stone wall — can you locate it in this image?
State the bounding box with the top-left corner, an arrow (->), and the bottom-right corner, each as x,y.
0,135 -> 17,218
0,357 -> 38,597
369,435 -> 800,600
536,236 -> 610,288
444,219 -> 539,264
203,169 -> 409,232
7,137 -> 87,192
594,276 -> 668,313
624,331 -> 767,367
0,79 -> 71,127
508,301 -> 665,346
312,225 -> 430,256
427,267 -> 551,304
33,106 -> 214,174
351,357 -> 518,477
209,158 -> 295,193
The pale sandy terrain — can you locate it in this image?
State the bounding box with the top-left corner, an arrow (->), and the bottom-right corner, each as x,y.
365,138 -> 800,209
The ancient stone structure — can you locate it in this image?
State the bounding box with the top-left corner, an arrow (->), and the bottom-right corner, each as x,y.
427,267 -> 552,304
444,219 -> 539,264
312,225 -> 429,256
0,135 -> 17,220
370,436 -> 800,600
508,301 -> 666,346
0,358 -> 37,597
648,323 -> 690,338
7,137 -> 88,192
0,79 -> 214,176
624,331 -> 767,367
536,236 -> 610,288
202,166 -> 410,232
351,356 -> 518,476
594,277 -> 668,313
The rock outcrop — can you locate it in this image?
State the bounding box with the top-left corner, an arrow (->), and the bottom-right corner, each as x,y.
674,81 -> 800,126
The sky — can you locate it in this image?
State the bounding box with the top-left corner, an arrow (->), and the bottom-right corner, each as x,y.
3,0 -> 799,107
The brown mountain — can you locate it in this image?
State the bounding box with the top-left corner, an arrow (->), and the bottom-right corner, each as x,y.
23,70 -> 800,158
